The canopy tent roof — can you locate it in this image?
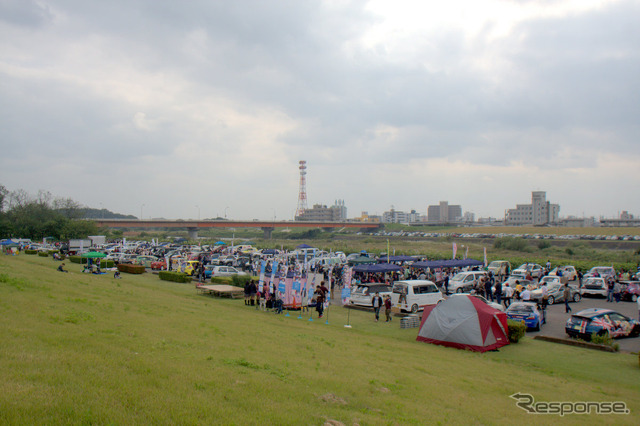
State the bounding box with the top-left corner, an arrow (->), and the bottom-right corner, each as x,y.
352,263 -> 401,273
0,239 -> 19,246
214,241 -> 227,245
378,255 -> 418,263
347,255 -> 377,265
81,251 -> 106,258
410,259 -> 484,269
296,244 -> 313,249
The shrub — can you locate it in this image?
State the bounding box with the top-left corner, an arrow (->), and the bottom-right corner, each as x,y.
591,332 -> 618,351
537,241 -> 551,250
231,274 -> 252,286
159,271 -> 192,283
211,276 -> 234,285
38,252 -> 49,257
99,260 -> 115,268
48,249 -> 59,254
493,237 -> 529,252
24,249 -> 37,255
507,319 -> 526,343
69,255 -> 82,264
117,264 -> 146,274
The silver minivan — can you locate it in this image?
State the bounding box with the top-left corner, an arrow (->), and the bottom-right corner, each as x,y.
390,280 -> 443,313
349,283 -> 393,308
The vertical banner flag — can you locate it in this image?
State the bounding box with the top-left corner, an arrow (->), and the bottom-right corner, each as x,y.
465,246 -> 469,260
452,242 -> 457,260
270,261 -> 279,296
341,266 -> 353,305
258,260 -> 267,290
483,247 -> 487,267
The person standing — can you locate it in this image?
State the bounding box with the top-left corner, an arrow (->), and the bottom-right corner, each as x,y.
484,275 -> 493,301
384,295 -> 392,322
606,279 -> 614,302
540,282 -> 549,311
503,284 -> 513,308
563,283 -> 572,313
443,272 -> 449,295
372,292 -> 383,322
494,279 -> 502,306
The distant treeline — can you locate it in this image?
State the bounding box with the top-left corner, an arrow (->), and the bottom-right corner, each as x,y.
0,184 -> 130,240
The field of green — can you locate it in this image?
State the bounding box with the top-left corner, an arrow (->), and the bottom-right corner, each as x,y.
1,254 -> 639,424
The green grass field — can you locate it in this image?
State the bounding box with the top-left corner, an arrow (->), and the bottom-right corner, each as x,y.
1,254 -> 639,424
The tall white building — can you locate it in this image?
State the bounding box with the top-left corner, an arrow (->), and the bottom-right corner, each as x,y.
505,191 -> 560,225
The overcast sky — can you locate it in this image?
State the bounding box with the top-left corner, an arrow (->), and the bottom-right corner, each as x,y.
1,0 -> 638,221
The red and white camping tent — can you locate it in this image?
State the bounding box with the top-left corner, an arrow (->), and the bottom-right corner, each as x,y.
416,295 -> 509,352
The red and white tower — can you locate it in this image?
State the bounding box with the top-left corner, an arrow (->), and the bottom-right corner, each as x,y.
295,160 -> 308,218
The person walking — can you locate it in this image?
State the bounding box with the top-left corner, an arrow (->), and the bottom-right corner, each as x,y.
563,283 -> 572,313
372,292 -> 383,322
315,285 -> 325,318
384,295 -> 393,322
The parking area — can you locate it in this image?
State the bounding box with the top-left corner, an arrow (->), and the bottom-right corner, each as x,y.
526,296 -> 640,353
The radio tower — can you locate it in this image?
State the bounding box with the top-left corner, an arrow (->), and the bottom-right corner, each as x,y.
295,160 -> 308,218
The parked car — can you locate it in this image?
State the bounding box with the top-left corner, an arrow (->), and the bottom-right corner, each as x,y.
349,283 -> 393,308
548,265 -> 577,283
486,260 -> 511,277
135,255 -> 159,268
449,293 -> 504,312
580,277 -> 608,298
210,266 -> 247,278
390,280 -> 443,313
583,266 -> 616,281
620,281 -> 640,302
530,282 -> 581,305
512,263 -> 544,279
506,302 -> 544,331
565,308 -> 640,340
448,271 -> 487,293
151,258 -> 167,270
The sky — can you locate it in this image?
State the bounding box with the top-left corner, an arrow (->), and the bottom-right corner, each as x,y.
1,0 -> 639,221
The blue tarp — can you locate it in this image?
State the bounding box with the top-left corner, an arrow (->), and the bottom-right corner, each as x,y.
0,240 -> 19,246
296,244 -> 313,249
410,259 -> 484,269
353,263 -> 401,273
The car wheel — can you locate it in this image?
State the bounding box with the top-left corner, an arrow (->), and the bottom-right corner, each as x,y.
456,288 -> 464,293
632,294 -> 638,302
410,304 -> 419,313
572,293 -> 581,303
547,296 -> 555,305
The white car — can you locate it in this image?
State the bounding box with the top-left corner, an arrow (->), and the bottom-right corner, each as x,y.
349,283 -> 393,308
210,266 -> 247,277
583,266 -> 616,281
549,265 -> 577,282
580,277 -> 607,298
512,263 -> 544,279
448,271 -> 486,293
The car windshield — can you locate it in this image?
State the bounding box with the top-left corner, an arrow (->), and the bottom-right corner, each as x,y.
488,261 -> 503,268
508,304 -> 533,313
392,283 -> 407,294
450,273 -> 467,282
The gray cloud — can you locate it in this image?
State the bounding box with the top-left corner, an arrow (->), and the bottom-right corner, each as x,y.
1,0 -> 638,220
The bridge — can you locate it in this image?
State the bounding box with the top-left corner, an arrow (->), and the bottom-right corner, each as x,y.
93,219 -> 381,239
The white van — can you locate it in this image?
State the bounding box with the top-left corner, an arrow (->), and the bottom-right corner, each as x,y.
390,280 -> 444,313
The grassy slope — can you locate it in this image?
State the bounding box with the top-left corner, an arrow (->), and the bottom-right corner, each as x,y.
1,255 -> 638,425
